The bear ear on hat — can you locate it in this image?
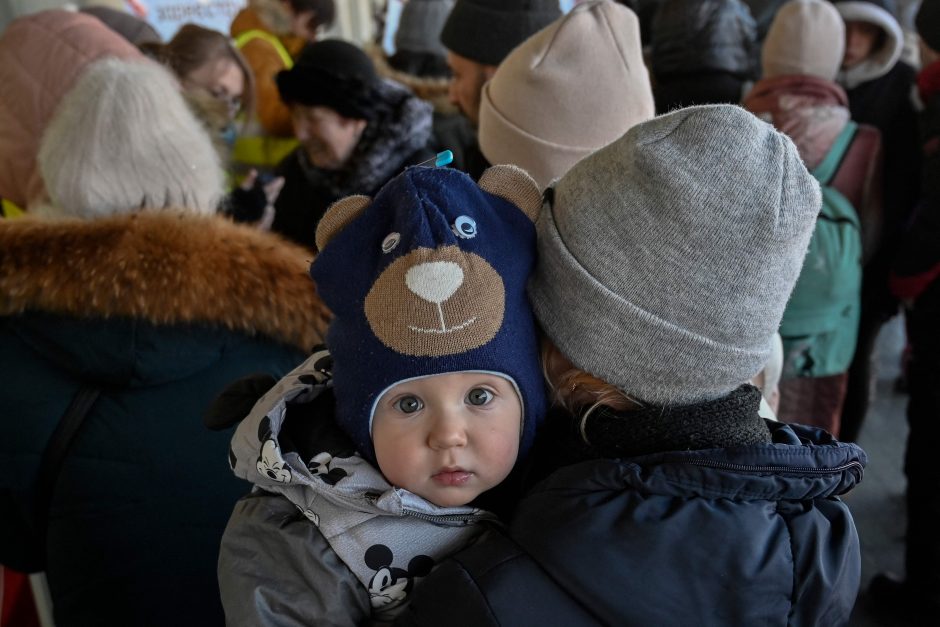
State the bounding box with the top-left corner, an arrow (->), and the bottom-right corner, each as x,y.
478,165 -> 542,223
316,195 -> 372,250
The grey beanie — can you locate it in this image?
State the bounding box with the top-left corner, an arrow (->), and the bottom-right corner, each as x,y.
395,0 -> 455,56
440,0 -> 562,66
528,105 -> 821,406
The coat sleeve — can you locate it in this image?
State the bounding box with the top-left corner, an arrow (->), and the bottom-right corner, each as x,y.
218,490 -> 371,627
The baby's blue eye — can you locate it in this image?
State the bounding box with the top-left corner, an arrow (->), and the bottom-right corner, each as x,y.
396,396 -> 422,413
452,216 -> 477,239
467,388 -> 492,406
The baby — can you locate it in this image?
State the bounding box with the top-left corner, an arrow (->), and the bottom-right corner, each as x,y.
219,164 -> 546,624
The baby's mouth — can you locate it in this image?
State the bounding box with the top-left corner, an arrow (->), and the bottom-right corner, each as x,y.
432,468 -> 473,486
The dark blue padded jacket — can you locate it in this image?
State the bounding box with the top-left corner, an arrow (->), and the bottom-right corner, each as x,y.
398,418 -> 866,626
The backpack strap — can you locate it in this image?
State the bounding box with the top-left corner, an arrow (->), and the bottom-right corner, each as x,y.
32,385 -> 100,564
813,122 -> 858,185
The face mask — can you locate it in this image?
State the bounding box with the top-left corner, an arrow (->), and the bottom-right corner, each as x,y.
221,123 -> 238,148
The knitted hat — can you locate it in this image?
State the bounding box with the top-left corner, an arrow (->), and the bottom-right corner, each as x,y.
917,0 -> 940,53
37,58 -> 224,219
310,165 -> 547,462
440,0 -> 561,66
478,0 -> 655,190
395,0 -> 455,57
528,105 -> 821,405
762,0 -> 845,80
277,39 -> 380,120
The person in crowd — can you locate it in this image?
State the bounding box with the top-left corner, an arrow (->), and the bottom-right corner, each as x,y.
388,0 -> 455,78
743,0 -> 791,40
436,0 -> 560,178
231,0 -> 336,138
143,23 -> 282,226
868,0 -> 940,615
270,39 -> 435,251
0,9 -> 140,213
397,105 -> 867,626
143,24 -> 255,155
649,0 -> 759,112
0,57 -> 330,627
477,0 -> 655,190
218,163 -> 546,624
81,4 -> 162,46
831,0 -> 921,442
369,0 -> 457,167
744,0 -> 883,436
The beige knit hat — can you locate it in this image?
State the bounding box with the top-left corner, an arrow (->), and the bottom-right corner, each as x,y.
478,0 -> 654,190
762,0 -> 846,80
37,58 -> 224,220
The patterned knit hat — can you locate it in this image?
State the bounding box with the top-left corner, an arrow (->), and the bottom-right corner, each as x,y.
528,105 -> 821,405
440,0 -> 561,66
310,165 -> 546,462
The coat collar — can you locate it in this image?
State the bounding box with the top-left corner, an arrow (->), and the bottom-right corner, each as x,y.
0,212 -> 330,350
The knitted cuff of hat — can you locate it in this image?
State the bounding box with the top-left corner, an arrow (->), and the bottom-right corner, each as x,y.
578,385 -> 771,459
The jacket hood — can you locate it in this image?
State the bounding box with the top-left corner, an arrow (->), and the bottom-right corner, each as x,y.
835,0 -> 904,89
229,350 -> 487,521
0,213 -> 330,371
0,10 -> 141,209
367,44 -> 455,115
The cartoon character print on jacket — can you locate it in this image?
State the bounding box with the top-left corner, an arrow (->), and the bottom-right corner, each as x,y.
256,416 -> 291,483
307,451 -> 348,486
364,544 -> 434,616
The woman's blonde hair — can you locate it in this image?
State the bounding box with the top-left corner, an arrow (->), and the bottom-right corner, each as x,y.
143,24 -> 255,122
541,338 -> 640,442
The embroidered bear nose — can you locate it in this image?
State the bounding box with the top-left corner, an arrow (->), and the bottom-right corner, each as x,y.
405,261 -> 464,304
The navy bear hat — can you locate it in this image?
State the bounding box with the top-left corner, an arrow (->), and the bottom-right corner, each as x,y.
311,165 -> 547,464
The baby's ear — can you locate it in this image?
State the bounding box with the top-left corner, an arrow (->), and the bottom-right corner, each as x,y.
315,195 -> 372,250
478,165 -> 541,223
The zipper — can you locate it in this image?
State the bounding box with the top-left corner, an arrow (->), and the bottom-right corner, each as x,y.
682,458 -> 865,477
402,509 -> 494,525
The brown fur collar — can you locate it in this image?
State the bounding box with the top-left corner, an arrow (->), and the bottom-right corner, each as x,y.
0,212 -> 331,351
366,44 -> 455,115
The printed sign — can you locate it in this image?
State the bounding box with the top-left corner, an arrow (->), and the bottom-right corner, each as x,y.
124,0 -> 245,41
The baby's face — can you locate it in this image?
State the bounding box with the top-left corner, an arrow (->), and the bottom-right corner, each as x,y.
372,372 -> 522,508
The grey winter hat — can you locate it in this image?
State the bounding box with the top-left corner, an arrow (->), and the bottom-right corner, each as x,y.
529,105 -> 821,406
440,0 -> 562,66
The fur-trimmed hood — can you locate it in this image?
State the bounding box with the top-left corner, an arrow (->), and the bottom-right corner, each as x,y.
367,44 -> 455,115
0,212 -> 330,351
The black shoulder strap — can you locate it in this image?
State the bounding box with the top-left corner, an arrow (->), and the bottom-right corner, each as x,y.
33,386 -> 100,553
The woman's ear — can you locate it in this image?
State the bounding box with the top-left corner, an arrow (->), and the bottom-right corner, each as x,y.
315,194 -> 371,250
478,165 -> 542,223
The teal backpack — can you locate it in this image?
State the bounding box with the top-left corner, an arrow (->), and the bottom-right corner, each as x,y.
779,122 -> 863,378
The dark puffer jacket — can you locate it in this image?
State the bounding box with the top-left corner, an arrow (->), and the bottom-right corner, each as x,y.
398,388 -> 866,626
651,0 -> 758,80
0,213 -> 330,627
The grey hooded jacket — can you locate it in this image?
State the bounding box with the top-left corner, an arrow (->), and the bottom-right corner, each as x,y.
218,350 -> 496,625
